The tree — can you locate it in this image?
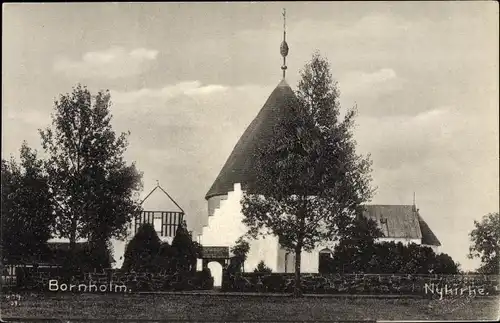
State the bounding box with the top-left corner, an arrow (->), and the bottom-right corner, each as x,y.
241,52 -> 375,296
230,236 -> 250,272
254,261 -> 272,274
1,142 -> 55,263
434,253 -> 460,274
468,212 -> 500,274
39,84 -> 143,258
171,221 -> 200,275
122,223 -> 161,272
324,215 -> 382,273
152,242 -> 175,273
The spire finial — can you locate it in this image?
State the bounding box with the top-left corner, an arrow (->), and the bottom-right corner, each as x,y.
280,8 -> 289,79
156,180 -> 160,187
413,192 -> 417,211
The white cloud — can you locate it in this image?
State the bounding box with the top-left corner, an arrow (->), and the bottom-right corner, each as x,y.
53,47 -> 159,79
339,68 -> 400,97
4,107 -> 51,126
111,81 -> 229,105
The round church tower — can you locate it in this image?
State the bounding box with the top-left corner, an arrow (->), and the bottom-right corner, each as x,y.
205,79 -> 297,216
205,8 -> 296,216
200,10 -> 305,276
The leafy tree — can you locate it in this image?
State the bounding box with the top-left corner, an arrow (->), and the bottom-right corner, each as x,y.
241,52 -> 375,296
254,260 -> 272,274
122,223 -> 161,272
230,236 -> 250,272
1,143 -> 55,263
39,84 -> 143,257
171,220 -> 200,275
468,212 -> 500,274
327,214 -> 382,273
60,241 -> 114,273
434,253 -> 461,274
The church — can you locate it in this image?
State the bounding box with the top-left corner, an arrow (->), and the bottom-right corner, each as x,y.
198,13 -> 441,279
49,12 -> 440,279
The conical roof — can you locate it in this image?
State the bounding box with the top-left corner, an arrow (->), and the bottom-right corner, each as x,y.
205,79 -> 297,199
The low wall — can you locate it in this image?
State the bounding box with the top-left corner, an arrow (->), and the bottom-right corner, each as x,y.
5,268 -> 499,297
3,268 -> 213,292
222,273 -> 500,297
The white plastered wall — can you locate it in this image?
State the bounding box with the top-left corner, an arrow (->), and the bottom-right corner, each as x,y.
201,183 -> 280,272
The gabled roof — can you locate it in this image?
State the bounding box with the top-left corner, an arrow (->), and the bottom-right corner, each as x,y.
418,214 -> 441,246
205,79 -> 297,199
362,205 -> 441,246
363,205 -> 422,239
141,184 -> 184,213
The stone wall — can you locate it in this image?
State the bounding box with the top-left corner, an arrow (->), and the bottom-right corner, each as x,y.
5,268 -> 213,292
222,273 -> 500,296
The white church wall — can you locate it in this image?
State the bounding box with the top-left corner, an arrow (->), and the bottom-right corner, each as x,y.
275,245 -> 330,274
246,235 -> 280,272
201,183 -> 281,272
423,244 -> 439,253
376,237 -> 421,245
202,185 -> 441,274
202,183 -> 248,247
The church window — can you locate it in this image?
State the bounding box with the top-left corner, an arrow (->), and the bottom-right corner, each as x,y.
379,216 -> 389,236
153,217 -> 162,236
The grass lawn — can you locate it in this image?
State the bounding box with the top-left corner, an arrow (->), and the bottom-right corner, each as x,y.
1,293 -> 498,322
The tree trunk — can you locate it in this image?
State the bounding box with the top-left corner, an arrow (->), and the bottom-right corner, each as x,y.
69,216 -> 77,253
294,246 -> 302,297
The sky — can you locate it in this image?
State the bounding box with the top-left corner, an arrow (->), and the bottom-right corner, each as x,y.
2,2 -> 498,271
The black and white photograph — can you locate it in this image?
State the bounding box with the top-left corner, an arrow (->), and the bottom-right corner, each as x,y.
1,2 -> 499,322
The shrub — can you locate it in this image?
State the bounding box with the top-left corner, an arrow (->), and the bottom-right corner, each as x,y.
122,223 -> 161,272
57,242 -> 113,276
171,221 -> 200,277
254,261 -> 272,274
262,274 -> 285,292
194,268 -> 214,290
152,242 -> 175,273
329,241 -> 460,274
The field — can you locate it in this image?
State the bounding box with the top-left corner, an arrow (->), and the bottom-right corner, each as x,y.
1,292 -> 498,322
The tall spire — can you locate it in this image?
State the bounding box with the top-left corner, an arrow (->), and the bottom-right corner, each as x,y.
280,8 -> 289,79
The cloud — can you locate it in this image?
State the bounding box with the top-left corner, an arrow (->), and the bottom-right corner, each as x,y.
108,82 -> 274,230
4,107 -> 51,126
339,68 -> 401,97
111,81 -> 229,105
53,47 -> 159,79
354,105 -> 498,206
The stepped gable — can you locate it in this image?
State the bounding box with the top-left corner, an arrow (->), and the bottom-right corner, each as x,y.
205,79 -> 297,200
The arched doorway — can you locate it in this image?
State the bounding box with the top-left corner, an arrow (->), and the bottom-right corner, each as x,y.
318,248 -> 333,274
200,246 -> 230,288
207,261 -> 223,287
